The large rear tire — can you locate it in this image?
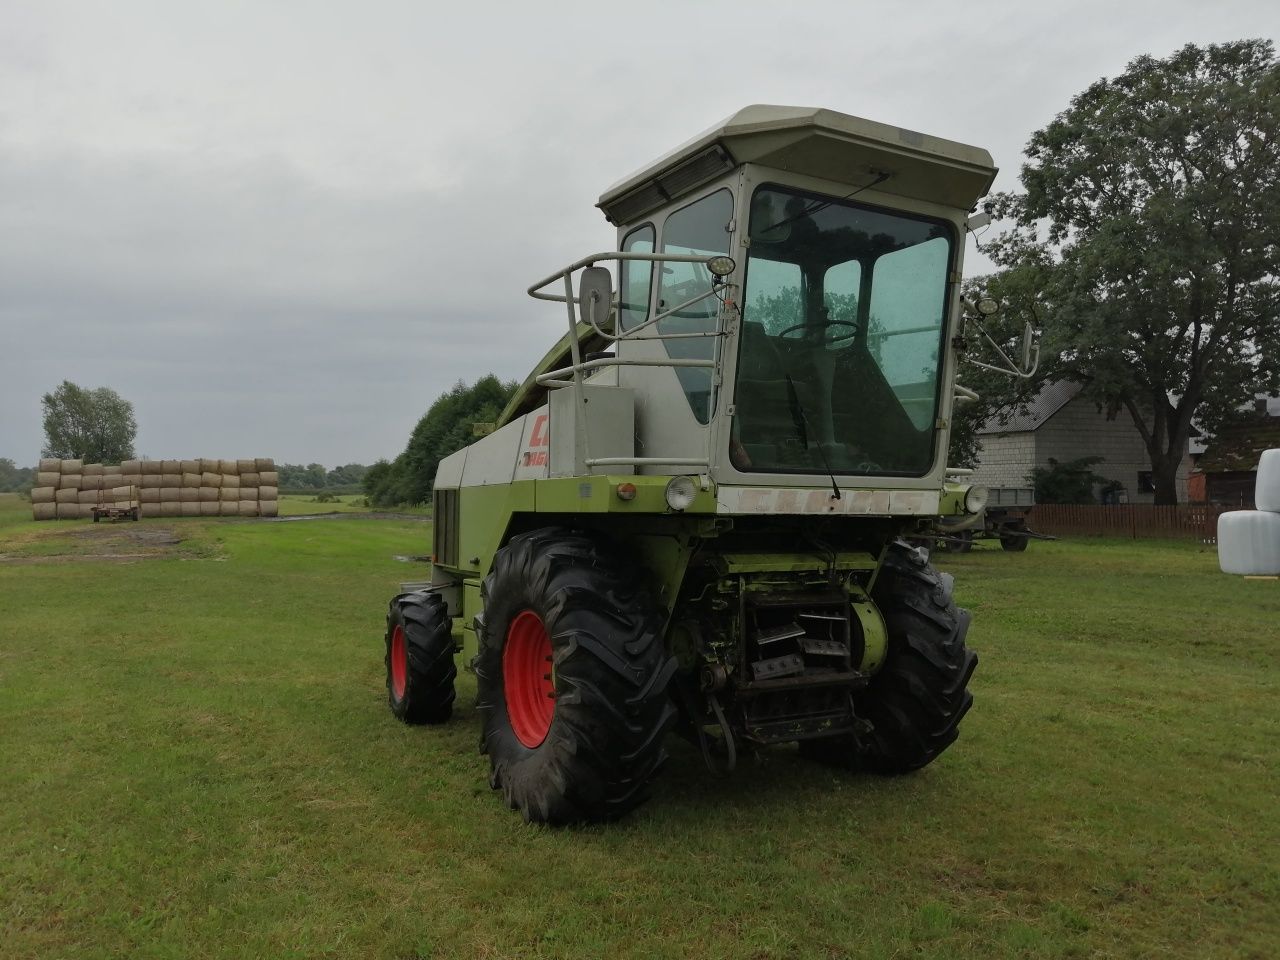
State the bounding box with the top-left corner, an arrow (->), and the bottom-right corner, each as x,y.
475,528 -> 676,824
385,591 -> 457,724
804,541 -> 976,773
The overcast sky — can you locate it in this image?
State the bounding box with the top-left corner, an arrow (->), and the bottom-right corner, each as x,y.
1,1 -> 1275,467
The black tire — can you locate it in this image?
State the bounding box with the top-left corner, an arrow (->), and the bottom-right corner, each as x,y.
943,529 -> 974,553
804,541 -> 976,773
475,527 -> 676,825
385,591 -> 457,724
1000,525 -> 1029,551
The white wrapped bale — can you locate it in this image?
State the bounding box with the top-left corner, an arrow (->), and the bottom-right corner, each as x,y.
37,471 -> 60,486
258,487 -> 278,502
33,502 -> 56,520
160,502 -> 181,518
1218,510 -> 1280,575
198,487 -> 219,502
219,501 -> 241,516
56,502 -> 81,519
239,500 -> 259,517
62,459 -> 84,473
141,488 -> 160,503
39,458 -> 61,473
140,460 -> 162,475
219,488 -> 239,502
258,471 -> 279,486
240,471 -> 261,487
219,459 -> 238,474
32,486 -> 55,503
141,502 -> 161,518
179,487 -> 198,502
1256,449 -> 1280,513
182,472 -> 201,488
199,501 -> 220,516
201,472 -> 222,487
180,501 -> 201,517
160,487 -> 182,502
259,500 -> 279,518
181,459 -> 199,474
142,475 -> 162,489
55,488 -> 78,503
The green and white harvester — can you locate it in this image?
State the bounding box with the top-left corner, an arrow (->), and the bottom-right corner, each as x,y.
382,106 -> 1035,824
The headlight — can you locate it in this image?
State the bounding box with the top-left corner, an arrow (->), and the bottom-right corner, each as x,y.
964,484 -> 989,514
664,476 -> 697,512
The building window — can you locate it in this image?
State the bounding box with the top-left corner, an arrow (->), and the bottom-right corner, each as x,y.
1137,471 -> 1155,493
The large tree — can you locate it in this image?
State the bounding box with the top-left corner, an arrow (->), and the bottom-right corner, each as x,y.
987,40 -> 1280,503
40,381 -> 138,464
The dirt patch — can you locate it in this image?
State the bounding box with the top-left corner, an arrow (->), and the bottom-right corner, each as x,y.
0,524 -> 199,565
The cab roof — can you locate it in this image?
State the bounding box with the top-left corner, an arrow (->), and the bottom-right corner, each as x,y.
596,104 -> 997,225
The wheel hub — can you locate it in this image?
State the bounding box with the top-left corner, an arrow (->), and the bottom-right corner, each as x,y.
390,624 -> 407,701
503,610 -> 555,748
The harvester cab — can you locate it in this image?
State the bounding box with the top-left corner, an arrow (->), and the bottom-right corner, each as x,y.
383,105 -> 1005,824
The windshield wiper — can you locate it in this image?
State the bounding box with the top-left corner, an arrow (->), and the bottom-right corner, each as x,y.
784,374 -> 841,501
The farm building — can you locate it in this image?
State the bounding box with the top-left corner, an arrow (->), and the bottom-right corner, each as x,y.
968,380 -> 1193,504
1187,399 -> 1280,507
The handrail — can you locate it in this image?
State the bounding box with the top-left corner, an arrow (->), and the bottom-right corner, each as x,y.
536,355 -> 716,387
527,251 -> 721,304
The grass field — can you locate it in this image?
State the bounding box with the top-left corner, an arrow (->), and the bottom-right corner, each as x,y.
1,492 -> 1276,958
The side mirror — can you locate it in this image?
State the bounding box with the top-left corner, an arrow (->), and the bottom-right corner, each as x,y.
1020,322 -> 1037,371
578,266 -> 614,329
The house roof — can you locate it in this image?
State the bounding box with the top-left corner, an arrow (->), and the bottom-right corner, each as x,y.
977,380 -> 1083,435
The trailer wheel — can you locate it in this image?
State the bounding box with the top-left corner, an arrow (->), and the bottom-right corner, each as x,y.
384,591 -> 457,724
804,540 -> 976,773
943,529 -> 974,553
475,528 -> 676,824
1000,524 -> 1029,551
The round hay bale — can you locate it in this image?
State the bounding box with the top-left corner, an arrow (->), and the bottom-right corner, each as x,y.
39,458 -> 61,473
182,472 -> 201,488
179,487 -> 198,502
160,502 -> 182,518
239,500 -> 260,517
259,500 -> 279,518
258,487 -> 278,502
160,487 -> 182,502
180,501 -> 201,517
198,487 -> 218,502
161,473 -> 182,487
221,474 -> 241,489
111,486 -> 133,501
142,475 -> 162,489
200,472 -> 222,487
236,459 -> 255,474
219,501 -> 241,517
141,502 -> 161,518
123,474 -> 143,487
199,501 -> 220,516
58,474 -> 82,490
56,502 -> 81,520
77,490 -> 100,505
83,463 -> 104,476
219,459 -> 238,474
255,458 -> 275,472
31,486 -> 55,504
55,488 -> 78,504
162,460 -> 180,474
219,488 -> 239,502
122,459 -> 141,474
181,459 -> 199,474
141,460 -> 162,475
141,489 -> 160,503
199,458 -> 219,473
37,471 -> 60,486
80,475 -> 103,491
258,471 -> 279,486
239,486 -> 259,501
240,472 -> 261,487
103,464 -> 122,475
33,502 -> 57,521
62,459 -> 84,473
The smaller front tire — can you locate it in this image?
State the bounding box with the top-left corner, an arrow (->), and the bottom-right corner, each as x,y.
385,591 -> 457,724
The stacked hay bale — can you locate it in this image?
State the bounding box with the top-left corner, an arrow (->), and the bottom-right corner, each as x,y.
31,458 -> 278,520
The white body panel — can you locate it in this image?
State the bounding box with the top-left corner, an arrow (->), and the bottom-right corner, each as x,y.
717,486 -> 941,516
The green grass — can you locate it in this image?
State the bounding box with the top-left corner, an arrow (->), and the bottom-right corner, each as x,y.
1,491 -> 1276,958
277,493 -> 373,516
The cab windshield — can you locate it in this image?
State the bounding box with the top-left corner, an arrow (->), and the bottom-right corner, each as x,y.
732,185 -> 953,477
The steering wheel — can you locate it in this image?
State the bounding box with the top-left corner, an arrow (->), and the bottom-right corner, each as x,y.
776,320 -> 858,345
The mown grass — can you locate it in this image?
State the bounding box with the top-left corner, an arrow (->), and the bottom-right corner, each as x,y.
0,492 -> 1276,959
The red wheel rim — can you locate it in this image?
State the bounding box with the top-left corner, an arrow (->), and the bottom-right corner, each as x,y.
390,624 -> 407,701
503,610 -> 554,748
